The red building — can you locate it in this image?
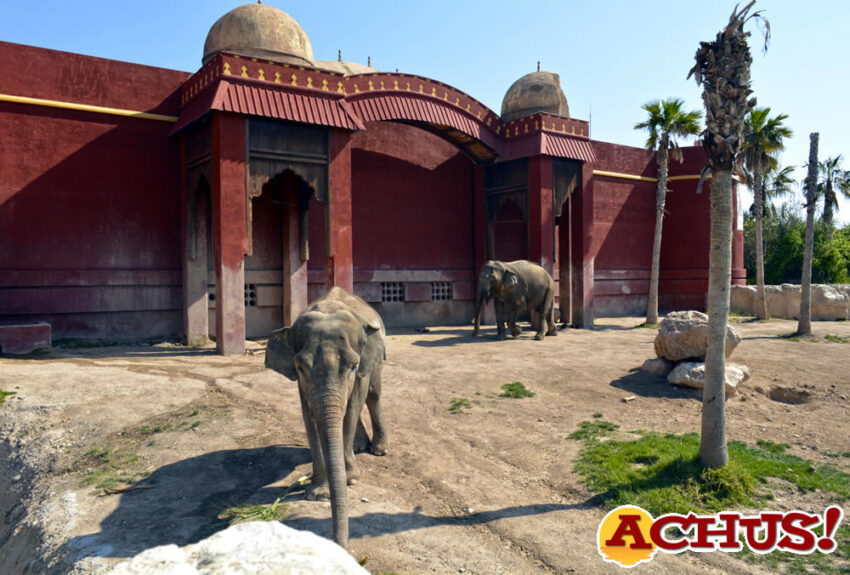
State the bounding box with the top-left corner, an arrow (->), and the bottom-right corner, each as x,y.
0,4 -> 745,354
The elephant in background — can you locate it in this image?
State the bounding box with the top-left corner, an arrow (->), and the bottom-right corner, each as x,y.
472,260 -> 558,340
265,287 -> 388,549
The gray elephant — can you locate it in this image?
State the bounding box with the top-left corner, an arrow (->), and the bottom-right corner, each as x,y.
472,260 -> 558,340
265,287 -> 388,549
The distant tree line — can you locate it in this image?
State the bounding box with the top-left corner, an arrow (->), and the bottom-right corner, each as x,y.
743,204 -> 850,284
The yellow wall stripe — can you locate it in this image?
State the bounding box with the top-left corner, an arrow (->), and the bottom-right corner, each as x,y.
592,169 -> 657,182
0,93 -> 178,123
593,170 -> 717,183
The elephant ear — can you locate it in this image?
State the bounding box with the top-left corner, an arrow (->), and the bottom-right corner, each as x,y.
356,321 -> 385,379
265,327 -> 298,381
502,271 -> 519,294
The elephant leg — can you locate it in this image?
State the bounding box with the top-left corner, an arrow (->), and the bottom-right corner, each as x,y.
365,365 -> 388,455
353,412 -> 370,453
533,305 -> 546,340
300,388 -> 329,500
342,376 -> 369,485
544,289 -> 558,336
494,300 -> 507,340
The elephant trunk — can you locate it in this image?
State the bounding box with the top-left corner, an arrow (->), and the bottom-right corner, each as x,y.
319,410 -> 349,548
472,285 -> 489,336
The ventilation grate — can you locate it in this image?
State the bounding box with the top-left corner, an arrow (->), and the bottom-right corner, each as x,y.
431,282 -> 453,301
381,282 -> 405,302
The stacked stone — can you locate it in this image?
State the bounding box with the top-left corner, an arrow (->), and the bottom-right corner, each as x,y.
641,311 -> 749,397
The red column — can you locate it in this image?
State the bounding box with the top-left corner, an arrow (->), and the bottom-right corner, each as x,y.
212,113 -> 247,355
473,165 -> 487,273
528,155 -> 555,275
571,163 -> 595,327
327,129 -> 354,293
283,187 -> 308,325
558,198 -> 572,325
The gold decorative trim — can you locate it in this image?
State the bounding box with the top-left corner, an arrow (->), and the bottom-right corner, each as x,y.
0,93 -> 178,123
593,170 -> 657,182
593,170 -> 717,183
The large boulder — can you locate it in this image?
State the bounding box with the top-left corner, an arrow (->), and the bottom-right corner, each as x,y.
654,311 -> 741,362
667,362 -> 750,397
812,285 -> 849,320
109,522 -> 368,575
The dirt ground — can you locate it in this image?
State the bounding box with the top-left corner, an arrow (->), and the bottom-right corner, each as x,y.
1,316 -> 849,574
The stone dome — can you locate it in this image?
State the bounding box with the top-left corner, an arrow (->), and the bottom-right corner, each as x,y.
500,71 -> 570,122
314,60 -> 378,76
203,3 -> 314,66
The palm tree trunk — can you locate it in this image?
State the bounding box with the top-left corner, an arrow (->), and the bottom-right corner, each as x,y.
753,167 -> 768,319
647,145 -> 669,325
701,168 -> 732,468
319,412 -> 349,548
798,132 -> 819,336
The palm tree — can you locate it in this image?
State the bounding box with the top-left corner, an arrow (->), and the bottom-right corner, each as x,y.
798,134 -> 820,336
689,0 -> 767,468
818,155 -> 850,231
635,99 -> 703,325
742,107 -> 792,319
757,164 -> 796,219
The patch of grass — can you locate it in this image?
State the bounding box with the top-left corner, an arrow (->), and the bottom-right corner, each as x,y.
756,439 -> 792,454
499,381 -> 535,399
568,420 -> 620,441
825,334 -> 849,343
449,397 -> 472,414
778,332 -> 802,342
636,322 -> 659,329
570,421 -> 850,573
823,451 -> 850,459
219,476 -> 309,525
592,412 -> 603,419
139,422 -> 174,435
0,389 -> 17,404
189,420 -> 201,430
81,448 -> 147,490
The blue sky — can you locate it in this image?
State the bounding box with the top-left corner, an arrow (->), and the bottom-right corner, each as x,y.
2,1 -> 848,222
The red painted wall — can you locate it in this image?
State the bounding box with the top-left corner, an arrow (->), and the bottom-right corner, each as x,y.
0,43 -> 188,338
585,140 -> 739,315
351,122 -> 475,271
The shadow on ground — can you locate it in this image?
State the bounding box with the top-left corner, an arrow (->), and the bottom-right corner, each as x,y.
610,368 -> 701,400
59,443 -> 587,563
61,446 -> 311,561
287,501 -> 588,541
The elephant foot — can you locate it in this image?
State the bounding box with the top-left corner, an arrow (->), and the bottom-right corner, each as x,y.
546,329 -> 558,337
471,329 -> 479,337
496,332 -> 507,341
306,480 -> 331,501
510,327 -> 522,337
369,436 -> 388,456
533,333 -> 544,341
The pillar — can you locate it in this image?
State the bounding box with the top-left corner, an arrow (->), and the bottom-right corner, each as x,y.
326,129 -> 354,292
182,138 -> 210,346
283,185 -> 309,325
212,112 -> 247,355
473,165 -> 488,273
528,155 -> 555,275
571,163 -> 594,328
558,197 -> 572,325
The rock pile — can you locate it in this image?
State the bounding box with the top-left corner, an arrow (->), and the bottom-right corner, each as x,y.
642,311 -> 749,396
